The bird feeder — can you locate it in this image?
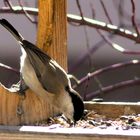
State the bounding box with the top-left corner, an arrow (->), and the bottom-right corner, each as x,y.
0,1 -> 140,140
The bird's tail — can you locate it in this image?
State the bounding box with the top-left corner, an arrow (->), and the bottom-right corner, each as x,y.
0,19 -> 23,43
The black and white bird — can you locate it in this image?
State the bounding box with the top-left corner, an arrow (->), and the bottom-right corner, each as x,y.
0,19 -> 84,122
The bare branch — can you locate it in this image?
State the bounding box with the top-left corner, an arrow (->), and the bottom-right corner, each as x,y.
99,0 -> 113,24
86,78 -> 140,100
73,60 -> 140,89
69,34 -> 115,72
0,6 -> 38,15
131,0 -> 140,37
67,14 -> 139,43
89,3 -> 103,98
114,1 -> 140,25
117,0 -> 125,27
4,0 -> 15,11
18,0 -> 36,23
97,29 -> 140,55
0,6 -> 139,43
76,0 -> 84,19
89,2 -> 96,18
0,63 -> 19,74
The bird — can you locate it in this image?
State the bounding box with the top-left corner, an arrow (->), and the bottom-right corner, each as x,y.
0,18 -> 84,122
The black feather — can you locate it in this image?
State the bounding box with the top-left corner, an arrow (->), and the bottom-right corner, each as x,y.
0,19 -> 23,42
66,86 -> 84,121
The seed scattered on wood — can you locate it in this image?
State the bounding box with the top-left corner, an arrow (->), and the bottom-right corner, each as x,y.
34,110 -> 140,130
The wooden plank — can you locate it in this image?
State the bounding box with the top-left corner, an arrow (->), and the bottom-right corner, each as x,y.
0,102 -> 140,139
0,125 -> 140,140
85,102 -> 140,118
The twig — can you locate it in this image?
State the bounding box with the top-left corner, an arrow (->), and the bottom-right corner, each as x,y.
86,78 -> 140,100
89,2 -> 95,18
69,34 -> 115,72
117,0 -> 125,27
97,29 -> 140,55
99,0 -> 113,24
0,6 -> 38,15
131,0 -> 140,38
113,1 -> 140,25
89,3 -> 103,97
84,27 -> 92,70
0,63 -> 19,74
4,0 -> 15,11
18,0 -> 36,23
76,0 -> 84,19
0,6 -> 139,43
69,2 -> 115,73
76,0 -> 95,98
73,60 -> 140,89
67,14 -> 139,43
82,26 -> 93,99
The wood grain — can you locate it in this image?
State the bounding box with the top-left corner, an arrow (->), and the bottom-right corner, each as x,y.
0,101 -> 140,140
37,0 -> 67,70
0,102 -> 140,139
0,87 -> 60,125
85,101 -> 140,118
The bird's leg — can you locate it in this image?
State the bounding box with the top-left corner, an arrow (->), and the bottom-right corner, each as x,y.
18,78 -> 28,96
17,77 -> 27,116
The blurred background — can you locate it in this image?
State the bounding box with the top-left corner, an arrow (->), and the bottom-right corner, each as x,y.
0,0 -> 140,102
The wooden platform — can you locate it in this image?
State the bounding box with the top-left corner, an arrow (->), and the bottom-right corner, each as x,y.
0,102 -> 140,140
85,101 -> 140,118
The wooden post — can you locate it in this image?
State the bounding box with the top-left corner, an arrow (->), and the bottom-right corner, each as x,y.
37,0 -> 67,69
0,0 -> 67,125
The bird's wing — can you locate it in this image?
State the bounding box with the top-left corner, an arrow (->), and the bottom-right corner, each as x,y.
0,19 -> 69,94
22,40 -> 69,94
40,59 -> 69,94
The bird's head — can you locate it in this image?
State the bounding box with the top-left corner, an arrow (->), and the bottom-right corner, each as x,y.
63,86 -> 84,122
54,86 -> 84,123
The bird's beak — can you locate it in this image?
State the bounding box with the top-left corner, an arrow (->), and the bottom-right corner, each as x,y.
61,114 -> 75,127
